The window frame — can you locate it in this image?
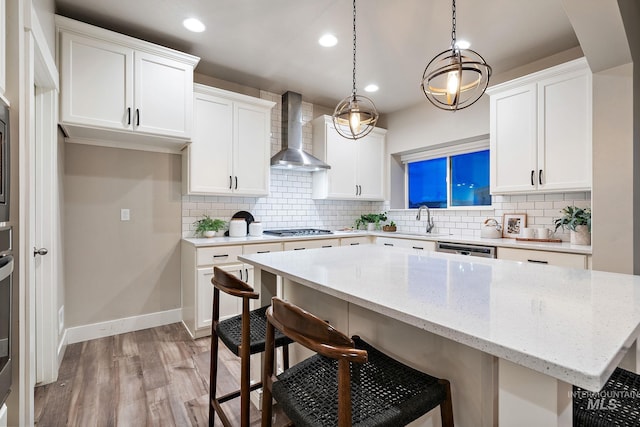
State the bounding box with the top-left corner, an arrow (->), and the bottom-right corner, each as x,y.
402,139 -> 492,210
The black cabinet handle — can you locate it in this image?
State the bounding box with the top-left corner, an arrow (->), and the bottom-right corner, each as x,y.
539,169 -> 543,185
412,246 -> 424,250
127,107 -> 131,125
527,259 -> 549,264
136,108 -> 140,126
355,185 -> 358,196
530,170 -> 535,186
213,254 -> 229,258
235,176 -> 238,190
229,176 -> 232,189
322,245 -> 333,248
293,247 -> 305,251
384,243 -> 394,247
257,250 -> 270,254
350,243 -> 360,246
239,269 -> 243,281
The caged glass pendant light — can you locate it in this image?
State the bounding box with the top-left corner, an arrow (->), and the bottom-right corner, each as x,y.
332,0 -> 379,140
421,0 -> 492,111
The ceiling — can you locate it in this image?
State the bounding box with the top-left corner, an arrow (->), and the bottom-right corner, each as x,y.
54,0 -> 580,114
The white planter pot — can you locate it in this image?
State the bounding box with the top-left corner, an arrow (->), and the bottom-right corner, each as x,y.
570,225 -> 591,245
203,230 -> 216,238
367,223 -> 376,231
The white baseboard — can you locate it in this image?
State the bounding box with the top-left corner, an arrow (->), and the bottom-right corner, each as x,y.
66,308 -> 183,344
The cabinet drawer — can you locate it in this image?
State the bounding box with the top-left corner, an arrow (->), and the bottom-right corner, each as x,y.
283,238 -> 340,251
243,242 -> 283,255
375,237 -> 435,251
498,247 -> 587,269
196,245 -> 243,266
340,236 -> 372,246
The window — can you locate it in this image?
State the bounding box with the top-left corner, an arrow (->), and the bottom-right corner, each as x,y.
405,145 -> 491,209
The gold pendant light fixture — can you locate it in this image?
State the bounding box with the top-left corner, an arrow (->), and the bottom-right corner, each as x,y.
332,0 -> 379,140
421,0 -> 492,111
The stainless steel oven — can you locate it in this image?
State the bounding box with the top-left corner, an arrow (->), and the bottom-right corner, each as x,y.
0,227 -> 12,405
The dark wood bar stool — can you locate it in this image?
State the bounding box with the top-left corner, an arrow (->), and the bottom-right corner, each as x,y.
209,267 -> 292,427
573,367 -> 640,426
261,297 -> 455,427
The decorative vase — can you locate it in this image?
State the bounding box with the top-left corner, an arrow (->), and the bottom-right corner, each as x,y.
204,230 -> 216,238
570,225 -> 591,245
367,223 -> 376,231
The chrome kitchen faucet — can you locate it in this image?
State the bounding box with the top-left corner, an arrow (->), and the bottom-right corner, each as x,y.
416,205 -> 435,233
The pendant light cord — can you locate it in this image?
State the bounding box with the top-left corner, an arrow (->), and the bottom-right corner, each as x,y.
450,0 -> 457,49
352,0 -> 357,98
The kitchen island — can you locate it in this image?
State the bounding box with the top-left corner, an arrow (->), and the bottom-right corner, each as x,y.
239,245 -> 640,427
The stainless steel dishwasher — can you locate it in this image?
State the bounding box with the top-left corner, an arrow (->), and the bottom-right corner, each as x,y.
436,241 -> 496,258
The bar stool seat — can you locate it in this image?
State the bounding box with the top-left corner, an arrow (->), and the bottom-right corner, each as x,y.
573,367 -> 640,426
261,297 -> 454,427
216,305 -> 292,356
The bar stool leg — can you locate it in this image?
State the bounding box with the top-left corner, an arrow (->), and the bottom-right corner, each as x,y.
439,379 -> 454,427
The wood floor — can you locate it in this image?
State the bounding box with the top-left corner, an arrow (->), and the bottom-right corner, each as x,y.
34,323 -> 290,426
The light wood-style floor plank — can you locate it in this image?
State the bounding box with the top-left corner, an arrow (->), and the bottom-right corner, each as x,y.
34,323 -> 289,426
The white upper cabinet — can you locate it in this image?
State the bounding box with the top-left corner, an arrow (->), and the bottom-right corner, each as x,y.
182,84 -> 275,196
312,115 -> 386,201
56,15 -> 199,153
488,58 -> 592,194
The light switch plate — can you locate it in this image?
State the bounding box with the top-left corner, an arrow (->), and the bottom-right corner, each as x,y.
120,208 -> 130,221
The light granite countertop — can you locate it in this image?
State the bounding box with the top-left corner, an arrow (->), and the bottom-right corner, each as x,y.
240,245 -> 637,391
183,230 -> 592,255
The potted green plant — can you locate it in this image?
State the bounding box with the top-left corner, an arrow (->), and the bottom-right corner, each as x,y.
553,206 -> 591,245
355,212 -> 388,231
194,215 -> 227,238
382,221 -> 397,232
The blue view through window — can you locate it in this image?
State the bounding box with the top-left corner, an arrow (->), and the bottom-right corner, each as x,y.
451,150 -> 491,206
408,157 -> 447,208
407,149 -> 491,208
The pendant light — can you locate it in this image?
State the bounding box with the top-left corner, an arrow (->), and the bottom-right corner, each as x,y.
332,0 -> 379,140
421,0 -> 492,111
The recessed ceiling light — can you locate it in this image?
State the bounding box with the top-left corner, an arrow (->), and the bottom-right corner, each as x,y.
364,84 -> 379,93
318,34 -> 338,47
455,40 -> 470,49
183,18 -> 206,33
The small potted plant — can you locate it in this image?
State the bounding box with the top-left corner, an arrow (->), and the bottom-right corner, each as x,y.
355,212 -> 388,231
194,215 -> 227,238
382,221 -> 397,232
553,206 -> 591,245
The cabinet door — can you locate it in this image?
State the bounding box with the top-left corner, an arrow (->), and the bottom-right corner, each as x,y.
326,126 -> 358,198
186,92 -> 234,194
134,51 -> 193,139
197,264 -> 250,330
537,69 -> 591,191
233,101 -> 271,196
60,31 -> 133,131
340,236 -> 372,246
490,84 -> 537,193
356,130 -> 385,200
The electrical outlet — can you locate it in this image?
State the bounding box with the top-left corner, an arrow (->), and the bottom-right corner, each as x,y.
58,306 -> 64,335
120,208 -> 130,221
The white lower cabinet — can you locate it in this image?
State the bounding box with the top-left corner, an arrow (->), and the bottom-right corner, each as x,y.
497,247 -> 587,269
375,237 -> 436,252
182,241 -> 282,338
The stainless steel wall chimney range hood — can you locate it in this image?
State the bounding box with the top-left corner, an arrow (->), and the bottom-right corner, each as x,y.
270,91 -> 330,171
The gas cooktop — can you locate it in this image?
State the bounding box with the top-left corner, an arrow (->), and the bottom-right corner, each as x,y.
263,229 -> 333,237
